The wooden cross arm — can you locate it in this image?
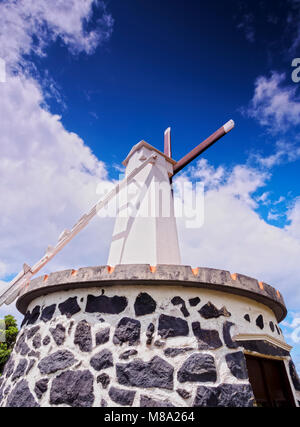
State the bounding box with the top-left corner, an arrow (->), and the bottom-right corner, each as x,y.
173,120 -> 235,176
0,154 -> 158,308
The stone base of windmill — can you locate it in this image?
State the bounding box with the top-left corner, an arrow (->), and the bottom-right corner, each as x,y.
0,265 -> 299,408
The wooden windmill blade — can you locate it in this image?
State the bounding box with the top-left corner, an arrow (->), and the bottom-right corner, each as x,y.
164,127 -> 172,158
0,153 -> 158,307
0,119 -> 236,307
173,119 -> 235,175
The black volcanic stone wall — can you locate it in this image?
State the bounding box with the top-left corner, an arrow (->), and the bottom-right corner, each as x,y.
177,354 -> 217,383
134,293 -> 156,316
95,328 -> 110,346
189,297 -> 200,307
0,288 -> 297,408
38,350 -> 76,374
236,340 -> 290,358
199,302 -> 231,319
50,324 -> 66,346
109,387 -> 136,406
97,373 -> 110,389
50,370 -> 94,407
12,359 -> 28,382
116,356 -> 174,390
289,360 -> 300,392
225,352 -> 248,380
146,323 -> 155,345
113,317 -> 141,346
58,298 -> 80,318
192,322 -> 223,350
223,321 -> 238,349
164,348 -> 193,358
140,395 -> 175,407
34,379 -> 49,399
256,315 -> 264,330
90,349 -> 114,371
41,305 -> 56,323
171,297 -> 190,318
26,306 -> 41,326
6,380 -> 39,408
74,320 -> 92,352
15,333 -> 30,356
85,294 -> 127,314
27,326 -> 39,339
193,384 -> 254,407
158,314 -> 189,338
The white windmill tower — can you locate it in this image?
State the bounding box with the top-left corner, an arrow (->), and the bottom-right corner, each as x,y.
1,119 -> 297,409
0,119 -> 235,306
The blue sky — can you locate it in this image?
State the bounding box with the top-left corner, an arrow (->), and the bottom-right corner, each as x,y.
41,0 -> 300,214
0,0 -> 300,373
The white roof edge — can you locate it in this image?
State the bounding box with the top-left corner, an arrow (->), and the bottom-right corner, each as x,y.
122,140 -> 176,166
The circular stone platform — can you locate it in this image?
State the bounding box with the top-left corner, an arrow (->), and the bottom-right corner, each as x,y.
17,265 -> 286,321
0,265 -> 299,408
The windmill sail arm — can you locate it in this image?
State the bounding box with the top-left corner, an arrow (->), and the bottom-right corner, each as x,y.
164,127 -> 172,158
0,154 -> 157,308
173,120 -> 235,175
0,270 -> 33,307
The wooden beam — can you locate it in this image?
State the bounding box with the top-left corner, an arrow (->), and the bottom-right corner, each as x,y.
173,120 -> 235,176
0,154 -> 159,307
164,127 -> 172,158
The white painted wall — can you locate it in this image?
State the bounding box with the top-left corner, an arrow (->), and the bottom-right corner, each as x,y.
107,142 -> 181,266
1,285 -> 298,407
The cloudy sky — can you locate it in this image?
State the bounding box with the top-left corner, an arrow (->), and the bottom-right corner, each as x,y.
0,0 -> 300,372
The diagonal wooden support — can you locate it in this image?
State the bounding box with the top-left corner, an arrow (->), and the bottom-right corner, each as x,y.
173,120 -> 235,175
164,127 -> 172,158
0,119 -> 236,308
0,154 -> 158,307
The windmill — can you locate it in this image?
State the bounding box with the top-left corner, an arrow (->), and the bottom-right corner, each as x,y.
0,120 -> 235,307
1,119 -> 299,409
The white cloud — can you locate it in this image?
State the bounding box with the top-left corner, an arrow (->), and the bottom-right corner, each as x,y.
282,312 -> 300,345
0,74 -> 116,279
286,198 -> 300,240
237,13 -> 256,43
0,0 -> 113,70
0,0 -> 299,369
256,192 -> 270,205
175,159 -> 300,310
0,0 -> 114,321
189,159 -> 269,208
0,281 -> 23,325
189,158 -> 225,189
274,196 -> 285,205
245,72 -> 300,133
255,140 -> 300,169
267,211 -> 281,222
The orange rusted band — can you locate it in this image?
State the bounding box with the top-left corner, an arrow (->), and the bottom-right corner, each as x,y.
192,268 -> 199,276
107,266 -> 115,274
